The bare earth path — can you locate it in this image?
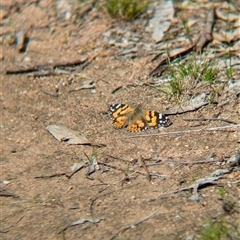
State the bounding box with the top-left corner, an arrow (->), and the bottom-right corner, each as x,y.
1,1 -> 240,239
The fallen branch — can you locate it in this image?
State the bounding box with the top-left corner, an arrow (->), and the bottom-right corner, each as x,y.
5,57 -> 88,75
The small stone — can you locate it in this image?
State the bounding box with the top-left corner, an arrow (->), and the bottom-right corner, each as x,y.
23,56 -> 31,62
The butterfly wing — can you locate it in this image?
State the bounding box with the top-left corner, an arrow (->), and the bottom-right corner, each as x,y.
145,110 -> 172,128
108,104 -> 134,129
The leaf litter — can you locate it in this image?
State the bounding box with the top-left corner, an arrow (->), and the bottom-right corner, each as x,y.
2,0 -> 240,239
149,0 -> 174,42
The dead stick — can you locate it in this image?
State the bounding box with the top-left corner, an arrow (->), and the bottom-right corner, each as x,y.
5,58 -> 87,75
35,172 -> 66,179
140,156 -> 151,181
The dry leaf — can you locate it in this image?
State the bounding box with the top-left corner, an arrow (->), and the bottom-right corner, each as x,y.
216,9 -> 239,22
149,0 -> 174,42
46,125 -> 90,145
166,93 -> 207,114
219,29 -> 240,42
214,29 -> 240,42
216,3 -> 239,22
212,32 -> 226,42
233,19 -> 240,28
86,156 -> 99,179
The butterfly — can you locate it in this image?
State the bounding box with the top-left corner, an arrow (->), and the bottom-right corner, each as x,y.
108,104 -> 171,132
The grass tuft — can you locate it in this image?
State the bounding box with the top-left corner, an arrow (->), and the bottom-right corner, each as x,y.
202,64 -> 218,84
159,55 -> 219,99
105,0 -> 150,20
196,220 -> 240,240
218,186 -> 226,199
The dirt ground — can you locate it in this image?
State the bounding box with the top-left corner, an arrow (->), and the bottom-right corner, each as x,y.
1,0 -> 240,240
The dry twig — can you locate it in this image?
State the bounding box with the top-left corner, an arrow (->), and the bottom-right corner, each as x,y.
173,169 -> 231,201
35,172 -> 67,179
0,190 -> 19,198
5,57 -> 88,75
66,162 -> 89,179
183,117 -> 237,125
139,156 -> 151,181
40,88 -> 59,97
125,124 -> 240,138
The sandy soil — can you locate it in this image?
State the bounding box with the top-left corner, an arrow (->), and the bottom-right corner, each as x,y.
1,0 -> 240,239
